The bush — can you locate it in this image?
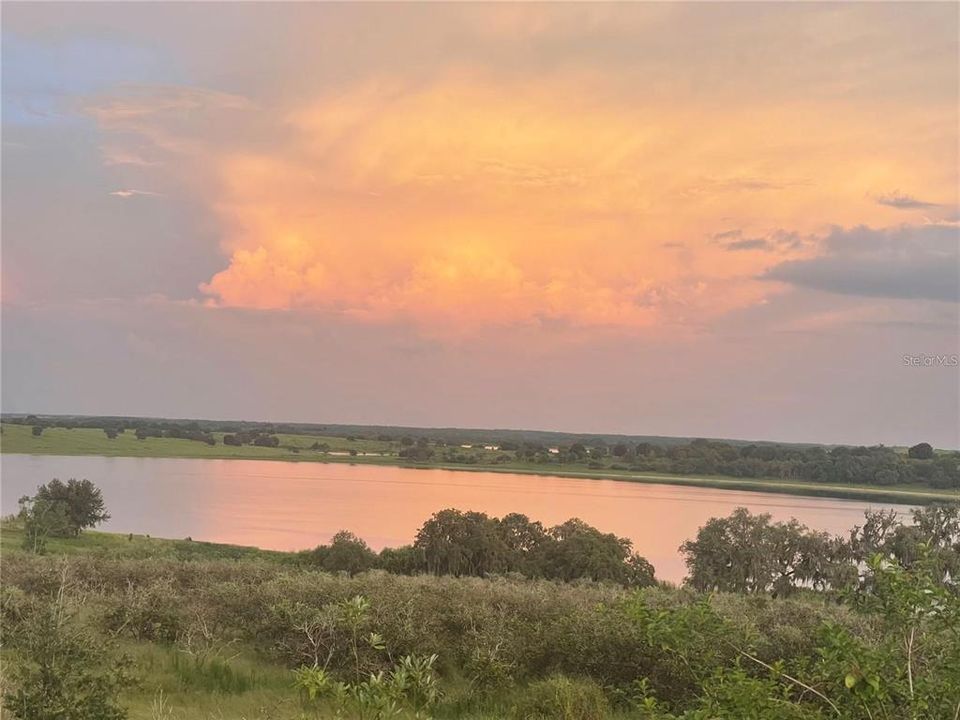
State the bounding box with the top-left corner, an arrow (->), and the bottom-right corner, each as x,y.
510,675 -> 609,720
3,596 -> 132,720
100,577 -> 185,642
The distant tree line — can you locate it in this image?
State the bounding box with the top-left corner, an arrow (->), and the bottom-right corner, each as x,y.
9,415 -> 957,488
398,437 -> 435,461
132,423 -> 216,445
7,415 -> 309,438
223,431 -> 280,447
498,438 -> 959,489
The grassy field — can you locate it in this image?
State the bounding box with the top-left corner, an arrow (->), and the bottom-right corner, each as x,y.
3,422 -> 957,505
0,422 -> 401,460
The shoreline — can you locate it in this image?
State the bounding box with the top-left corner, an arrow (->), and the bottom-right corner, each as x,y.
3,447 -> 955,506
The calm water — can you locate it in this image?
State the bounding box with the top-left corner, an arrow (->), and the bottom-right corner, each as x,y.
1,454 -> 914,583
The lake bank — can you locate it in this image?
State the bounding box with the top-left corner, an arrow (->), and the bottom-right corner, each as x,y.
2,423 -> 956,505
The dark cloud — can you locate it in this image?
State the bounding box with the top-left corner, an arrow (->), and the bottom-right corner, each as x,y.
770,230 -> 807,251
713,229 -> 809,252
762,224 -> 959,302
711,229 -> 741,241
875,190 -> 939,209
726,238 -> 769,251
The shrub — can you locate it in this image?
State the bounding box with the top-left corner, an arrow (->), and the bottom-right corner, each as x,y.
100,577 -> 185,642
3,596 -> 132,720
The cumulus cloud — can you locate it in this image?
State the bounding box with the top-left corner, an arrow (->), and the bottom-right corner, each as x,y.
87,72 -> 955,332
762,224 -> 959,302
176,75 -> 831,331
72,5 -> 959,335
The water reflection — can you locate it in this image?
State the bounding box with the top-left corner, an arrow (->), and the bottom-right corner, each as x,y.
1,454 -> 913,583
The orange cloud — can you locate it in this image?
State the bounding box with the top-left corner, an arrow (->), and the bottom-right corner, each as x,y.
90,68 -> 956,333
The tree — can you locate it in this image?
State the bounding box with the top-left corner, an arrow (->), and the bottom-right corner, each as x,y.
680,507 -> 836,595
320,531 -> 377,576
496,513 -> 549,574
17,496 -> 71,553
566,442 -> 588,461
32,426 -> 44,437
377,545 -> 424,575
498,513 -> 548,554
414,509 -> 508,577
32,479 -> 110,537
534,518 -> 655,587
907,442 -> 934,460
104,428 -> 119,440
252,434 -> 280,448
399,445 -> 434,461
848,505 -> 960,585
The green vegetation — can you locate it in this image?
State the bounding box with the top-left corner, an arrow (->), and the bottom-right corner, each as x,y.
12,483 -> 657,588
3,481 -> 959,719
17,478 -> 110,553
299,510 -> 656,587
4,420 -> 959,504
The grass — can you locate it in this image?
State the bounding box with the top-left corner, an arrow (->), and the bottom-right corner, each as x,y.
113,642 -> 296,720
117,643 -> 527,720
3,423 -> 957,505
3,623 -> 621,720
0,520 -> 293,563
0,422 -> 399,460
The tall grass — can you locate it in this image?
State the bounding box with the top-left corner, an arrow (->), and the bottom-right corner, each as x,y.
169,654 -> 255,694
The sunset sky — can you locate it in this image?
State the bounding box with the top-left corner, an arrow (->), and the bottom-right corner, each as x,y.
2,2 -> 958,447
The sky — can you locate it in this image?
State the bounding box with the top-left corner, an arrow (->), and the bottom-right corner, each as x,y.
2,2 -> 958,447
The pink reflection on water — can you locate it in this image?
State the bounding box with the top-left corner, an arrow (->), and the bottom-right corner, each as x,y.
1,455 -> 913,583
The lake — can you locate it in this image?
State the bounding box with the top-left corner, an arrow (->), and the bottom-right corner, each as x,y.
0,453 -> 914,583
